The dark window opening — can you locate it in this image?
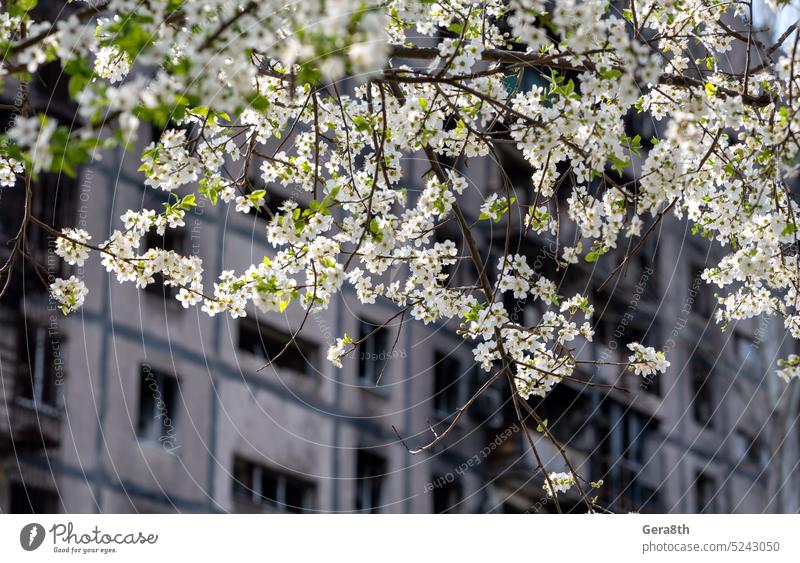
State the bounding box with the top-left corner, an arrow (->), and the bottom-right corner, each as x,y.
137,365 -> 178,443
232,457 -> 315,513
733,430 -> 768,470
432,475 -> 462,514
695,472 -> 717,513
16,320 -> 60,409
690,264 -> 714,318
355,450 -> 386,513
634,236 -> 659,298
433,351 -> 462,418
238,319 -> 318,376
592,401 -> 661,513
358,319 -> 391,386
734,333 -> 761,378
690,355 -> 714,428
504,66 -> 549,95
470,366 -> 506,429
532,384 -> 593,446
9,483 -> 59,514
31,62 -> 76,120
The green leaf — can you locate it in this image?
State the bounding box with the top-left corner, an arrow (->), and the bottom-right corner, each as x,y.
352,116 -> 372,133
369,217 -> 383,242
600,67 -> 622,81
609,154 -> 631,175
68,75 -> 88,99
179,194 -> 196,209
447,22 -> 463,35
247,92 -> 270,112
12,0 -> 37,15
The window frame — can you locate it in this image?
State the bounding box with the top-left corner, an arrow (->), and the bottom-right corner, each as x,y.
232,456 -> 315,513
357,318 -> 391,387
355,449 -> 386,513
695,472 -> 718,513
136,364 -> 179,445
237,318 -> 319,377
16,319 -> 61,413
432,350 -> 463,419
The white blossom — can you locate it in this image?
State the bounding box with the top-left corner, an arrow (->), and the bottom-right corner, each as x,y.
49,276 -> 88,314
543,472 -> 575,497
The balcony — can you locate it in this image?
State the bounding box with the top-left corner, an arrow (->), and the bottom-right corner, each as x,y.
0,312 -> 64,454
0,399 -> 62,453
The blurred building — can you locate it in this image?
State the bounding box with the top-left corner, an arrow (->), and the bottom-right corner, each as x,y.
2,2 -> 800,515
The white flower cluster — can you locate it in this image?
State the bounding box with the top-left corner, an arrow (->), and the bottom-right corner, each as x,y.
465,255 -> 595,399
106,209 -> 204,308
49,276 -> 88,315
6,0 -> 800,406
777,355 -> 800,383
0,157 -> 22,187
543,471 -> 575,498
141,130 -> 203,192
55,228 -> 91,267
94,46 -> 131,83
327,335 -> 353,369
627,343 -> 670,377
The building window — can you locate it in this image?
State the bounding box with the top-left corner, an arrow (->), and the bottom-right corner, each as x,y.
136,365 -> 178,444
237,319 -> 318,376
432,475 -> 462,514
690,264 -> 714,318
433,351 -> 462,418
469,366 -> 505,429
355,450 -> 386,513
634,236 -> 659,297
16,320 -> 60,409
358,319 -> 391,386
733,430 -> 768,470
695,472 -> 717,513
143,228 -> 186,300
232,457 -> 315,513
592,401 -> 661,513
9,483 -> 59,514
690,355 -> 714,428
734,333 -> 761,378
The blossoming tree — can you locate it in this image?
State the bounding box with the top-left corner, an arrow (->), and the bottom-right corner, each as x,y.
2,0 -> 799,509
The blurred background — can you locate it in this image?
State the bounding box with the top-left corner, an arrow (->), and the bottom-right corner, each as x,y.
2,0 -> 800,515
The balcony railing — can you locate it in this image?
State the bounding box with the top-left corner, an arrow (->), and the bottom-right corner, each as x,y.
0,398 -> 62,453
